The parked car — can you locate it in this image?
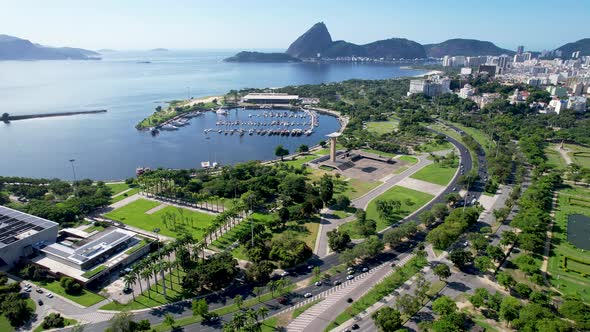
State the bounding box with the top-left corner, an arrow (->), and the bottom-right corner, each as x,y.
347,275 -> 354,280
361,267 -> 369,272
277,297 -> 288,305
334,280 -> 341,286
46,293 -> 53,298
36,288 -> 43,293
24,288 -> 31,292
37,300 -> 43,306
280,271 -> 289,277
347,270 -> 355,275
352,323 -> 360,330
314,281 -> 322,286
304,292 -> 312,298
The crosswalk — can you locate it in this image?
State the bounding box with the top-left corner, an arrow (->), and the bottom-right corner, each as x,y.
286,253 -> 415,332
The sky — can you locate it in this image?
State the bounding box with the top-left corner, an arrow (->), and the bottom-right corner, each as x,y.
3,0 -> 589,51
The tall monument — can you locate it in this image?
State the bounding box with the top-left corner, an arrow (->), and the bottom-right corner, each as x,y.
326,132 -> 341,162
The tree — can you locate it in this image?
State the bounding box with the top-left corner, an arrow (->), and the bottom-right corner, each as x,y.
234,294 -> 244,310
474,255 -> 493,273
486,245 -> 505,262
419,210 -> 436,226
514,283 -> 532,299
432,296 -> 457,316
372,307 -> 402,332
108,312 -> 133,332
469,288 -> 489,309
335,195 -> 351,210
396,294 -> 420,315
433,263 -> 451,281
319,175 -> 334,206
42,313 -> 66,329
275,145 -> 289,161
499,296 -> 521,323
297,144 -> 309,154
327,229 -> 351,252
500,231 -> 518,246
192,299 -> 209,317
278,207 -> 290,227
449,249 -> 473,269
496,272 -> 515,290
164,313 -> 175,329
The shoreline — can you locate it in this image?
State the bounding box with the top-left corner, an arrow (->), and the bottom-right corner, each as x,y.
413,69 -> 443,77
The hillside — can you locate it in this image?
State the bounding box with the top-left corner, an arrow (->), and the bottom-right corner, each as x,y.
0,35 -> 100,60
224,51 -> 301,63
285,22 -> 333,58
555,38 -> 590,58
424,39 -> 514,57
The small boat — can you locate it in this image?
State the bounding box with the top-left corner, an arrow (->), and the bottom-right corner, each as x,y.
160,124 -> 178,131
216,108 -> 227,115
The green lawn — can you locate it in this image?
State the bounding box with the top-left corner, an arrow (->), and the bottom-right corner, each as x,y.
418,141 -> 453,152
398,155 -> 418,164
326,256 -> 428,330
429,123 -> 479,170
565,143 -> 590,168
366,186 -> 434,231
33,318 -> 77,332
261,316 -> 280,332
449,122 -> 494,155
110,188 -> 141,203
544,145 -> 567,170
309,169 -> 381,200
83,223 -> 106,233
104,199 -> 216,240
106,182 -> 131,195
100,269 -> 188,311
0,298 -> 35,332
32,279 -> 104,307
365,118 -> 399,135
547,185 -> 590,302
210,212 -> 275,250
338,219 -> 362,239
410,163 -> 457,186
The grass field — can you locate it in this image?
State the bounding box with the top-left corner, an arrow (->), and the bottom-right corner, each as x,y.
544,145 -> 568,170
449,122 -> 494,155
106,182 -> 131,195
410,162 -> 456,186
548,185 -> 590,302
282,154 -> 322,168
308,169 -> 381,200
363,149 -> 398,158
31,279 -> 104,307
104,199 -> 216,239
429,123 -> 479,170
110,188 -> 141,203
418,140 -> 454,152
365,118 -> 399,135
398,155 -> 418,164
565,143 -> 590,169
210,212 -> 275,250
366,186 -> 434,231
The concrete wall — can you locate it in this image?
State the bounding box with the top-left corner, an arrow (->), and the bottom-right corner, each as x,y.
0,225 -> 58,267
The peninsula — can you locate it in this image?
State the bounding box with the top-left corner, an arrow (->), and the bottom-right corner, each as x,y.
0,34 -> 100,60
224,51 -> 301,63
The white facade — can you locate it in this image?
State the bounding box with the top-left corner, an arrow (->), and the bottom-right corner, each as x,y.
459,84 -> 475,99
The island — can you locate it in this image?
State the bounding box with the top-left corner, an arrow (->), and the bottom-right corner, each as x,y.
224,51 -> 301,63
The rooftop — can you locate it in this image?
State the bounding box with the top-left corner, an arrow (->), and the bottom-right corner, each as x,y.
42,228 -> 136,265
0,205 -> 58,248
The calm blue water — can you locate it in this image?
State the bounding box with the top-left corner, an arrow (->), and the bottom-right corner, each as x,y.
0,50 -> 425,180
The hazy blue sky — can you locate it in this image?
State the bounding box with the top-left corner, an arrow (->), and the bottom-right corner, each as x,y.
3,0 -> 589,51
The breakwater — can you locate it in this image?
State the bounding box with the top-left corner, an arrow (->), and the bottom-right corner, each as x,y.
3,110 -> 107,122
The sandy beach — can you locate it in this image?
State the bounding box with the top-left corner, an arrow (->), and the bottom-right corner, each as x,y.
414,70 -> 444,77
182,95 -> 222,107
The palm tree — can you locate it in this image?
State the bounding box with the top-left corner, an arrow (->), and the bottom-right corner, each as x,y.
150,263 -> 159,293
133,269 -> 143,295
140,269 -> 152,298
257,306 -> 269,321
268,280 -> 278,296
122,273 -> 137,301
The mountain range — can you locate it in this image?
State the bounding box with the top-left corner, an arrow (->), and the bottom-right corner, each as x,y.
226,22 -> 589,62
0,35 -> 100,60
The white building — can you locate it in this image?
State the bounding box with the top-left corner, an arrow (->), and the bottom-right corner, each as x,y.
460,67 -> 473,75
408,76 -> 451,97
567,96 -> 587,113
459,84 -> 475,99
549,99 -> 568,114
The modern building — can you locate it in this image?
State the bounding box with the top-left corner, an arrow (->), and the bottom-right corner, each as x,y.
242,93 -> 299,104
466,56 -> 487,67
35,228 -> 151,284
0,206 -> 58,267
516,45 -> 525,55
478,65 -> 497,77
408,76 -> 451,97
460,67 -> 472,75
549,99 -> 568,114
546,86 -> 568,98
497,55 -> 510,74
459,84 -> 475,99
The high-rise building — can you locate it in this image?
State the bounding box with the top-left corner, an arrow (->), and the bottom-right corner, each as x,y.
567,96 -> 587,113
572,51 -> 581,59
408,76 -> 451,97
572,82 -> 584,96
517,45 -> 525,54
522,52 -> 532,61
496,55 -> 510,74
442,55 -> 452,67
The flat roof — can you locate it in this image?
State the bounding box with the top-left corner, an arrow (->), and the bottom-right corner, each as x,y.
42,228 -> 136,265
243,93 -> 299,100
0,206 -> 58,248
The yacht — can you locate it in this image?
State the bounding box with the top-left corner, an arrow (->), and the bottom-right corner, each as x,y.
216,108 -> 228,115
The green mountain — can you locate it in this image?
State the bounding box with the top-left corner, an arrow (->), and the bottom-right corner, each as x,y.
224,51 -> 301,63
555,38 -> 590,58
424,39 -> 514,57
0,34 -> 100,60
285,22 -> 333,58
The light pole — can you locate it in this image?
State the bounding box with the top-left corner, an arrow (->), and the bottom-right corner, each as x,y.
69,159 -> 77,196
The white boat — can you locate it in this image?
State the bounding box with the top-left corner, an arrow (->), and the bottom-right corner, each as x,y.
160,124 -> 178,131
216,108 -> 228,115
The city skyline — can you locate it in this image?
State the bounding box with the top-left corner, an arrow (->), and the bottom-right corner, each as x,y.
3,0 -> 589,51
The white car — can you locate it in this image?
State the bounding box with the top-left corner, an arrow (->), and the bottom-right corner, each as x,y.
314,281 -> 322,286
362,267 -> 369,272
46,293 -> 53,298
347,275 -> 354,280
280,271 -> 289,277
304,292 -> 312,298
347,266 -> 354,271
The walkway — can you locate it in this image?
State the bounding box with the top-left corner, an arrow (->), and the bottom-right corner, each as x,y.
555,144 -> 573,165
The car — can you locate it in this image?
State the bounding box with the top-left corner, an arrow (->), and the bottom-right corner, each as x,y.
277,297 -> 288,305
37,299 -> 43,306
24,288 -> 31,292
347,270 -> 355,275
361,267 -> 368,272
304,292 -> 312,298
36,288 -> 43,293
347,266 -> 354,271
334,280 -> 341,286
343,329 -> 351,332
123,287 -> 132,294
46,293 -> 53,298
346,275 -> 354,280
390,262 -> 396,267
280,271 -> 289,277
452,187 -> 457,191
352,323 -> 360,330
314,281 -> 322,286
307,265 -> 313,270
346,297 -> 354,303
25,283 -> 31,288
